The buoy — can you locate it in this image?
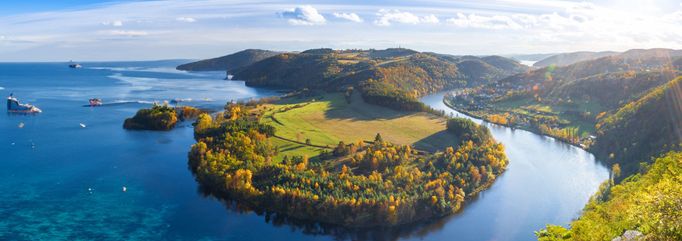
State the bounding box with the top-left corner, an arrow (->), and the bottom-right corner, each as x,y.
79,123 -> 86,128
122,186 -> 127,192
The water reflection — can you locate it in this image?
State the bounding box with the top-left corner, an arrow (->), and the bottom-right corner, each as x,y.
194,180 -> 489,241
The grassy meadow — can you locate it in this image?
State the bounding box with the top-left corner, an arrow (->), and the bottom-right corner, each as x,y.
261,93 -> 458,160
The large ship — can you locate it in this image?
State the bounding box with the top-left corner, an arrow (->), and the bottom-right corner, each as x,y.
7,94 -> 41,113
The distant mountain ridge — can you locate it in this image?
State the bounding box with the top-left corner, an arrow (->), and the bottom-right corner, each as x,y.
176,49 -> 279,72
229,48 -> 528,96
533,51 -> 620,67
500,48 -> 682,88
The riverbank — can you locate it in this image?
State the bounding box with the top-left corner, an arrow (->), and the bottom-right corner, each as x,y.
442,95 -> 592,151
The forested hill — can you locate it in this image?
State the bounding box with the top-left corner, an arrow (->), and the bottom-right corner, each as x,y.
428,53 -> 529,83
230,48 -> 528,96
540,70 -> 678,109
533,51 -> 619,67
591,76 -> 682,174
494,49 -> 682,114
176,49 -> 279,71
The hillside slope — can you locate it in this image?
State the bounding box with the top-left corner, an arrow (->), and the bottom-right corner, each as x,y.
537,151 -> 682,241
542,70 -> 679,109
591,76 -> 682,173
176,49 -> 279,71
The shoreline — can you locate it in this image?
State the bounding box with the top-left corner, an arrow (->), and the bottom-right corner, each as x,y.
440,96 -> 591,152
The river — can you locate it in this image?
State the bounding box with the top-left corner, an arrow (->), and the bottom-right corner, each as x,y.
0,61 -> 608,241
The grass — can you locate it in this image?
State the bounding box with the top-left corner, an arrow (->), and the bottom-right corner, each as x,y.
270,138 -> 326,162
492,96 -> 599,138
262,93 -> 458,160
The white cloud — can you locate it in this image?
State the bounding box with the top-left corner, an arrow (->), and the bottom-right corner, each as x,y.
102,20 -> 124,27
420,14 -> 439,24
333,12 -> 363,23
446,13 -> 522,30
374,9 -> 420,26
280,5 -> 326,26
374,9 -> 439,26
176,17 -> 196,23
104,30 -> 148,37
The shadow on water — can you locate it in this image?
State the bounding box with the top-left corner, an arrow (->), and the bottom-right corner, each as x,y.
192,178 -> 484,241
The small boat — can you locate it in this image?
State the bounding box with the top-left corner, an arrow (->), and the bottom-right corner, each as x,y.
89,98 -> 103,106
170,98 -> 192,104
7,94 -> 41,113
68,61 -> 82,68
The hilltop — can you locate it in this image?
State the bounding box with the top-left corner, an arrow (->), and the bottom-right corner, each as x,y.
180,48 -> 527,94
176,49 -> 279,72
533,51 -> 619,67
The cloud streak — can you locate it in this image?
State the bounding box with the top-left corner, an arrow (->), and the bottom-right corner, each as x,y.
103,30 -> 149,37
0,0 -> 680,61
176,17 -> 196,23
102,20 -> 124,26
374,9 -> 440,26
333,12 -> 363,23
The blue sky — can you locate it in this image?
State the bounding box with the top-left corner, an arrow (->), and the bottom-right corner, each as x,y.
0,0 -> 117,15
0,0 -> 681,61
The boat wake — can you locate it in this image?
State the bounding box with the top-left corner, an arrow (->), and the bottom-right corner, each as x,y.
81,100 -> 156,107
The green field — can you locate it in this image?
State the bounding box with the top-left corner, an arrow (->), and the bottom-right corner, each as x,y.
262,93 -> 458,159
492,96 -> 600,137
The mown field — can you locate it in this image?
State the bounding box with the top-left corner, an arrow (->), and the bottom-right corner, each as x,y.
261,93 -> 458,160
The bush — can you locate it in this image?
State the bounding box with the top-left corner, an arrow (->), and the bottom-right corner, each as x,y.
446,118 -> 491,143
123,105 -> 178,130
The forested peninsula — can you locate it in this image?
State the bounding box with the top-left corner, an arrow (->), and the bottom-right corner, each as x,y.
188,96 -> 507,227
181,48 -> 518,226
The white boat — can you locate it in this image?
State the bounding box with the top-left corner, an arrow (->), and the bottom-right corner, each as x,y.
7,94 -> 41,113
89,98 -> 103,106
69,61 -> 82,68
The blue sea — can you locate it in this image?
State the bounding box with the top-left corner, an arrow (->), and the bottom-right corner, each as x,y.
0,61 -> 608,241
